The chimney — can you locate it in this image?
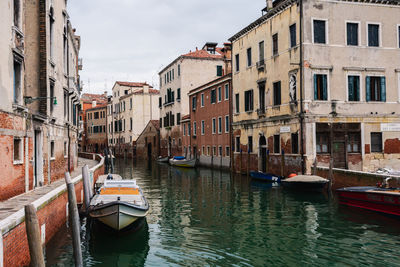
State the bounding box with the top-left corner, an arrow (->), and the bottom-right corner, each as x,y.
143,85 -> 149,94
92,101 -> 96,108
267,0 -> 273,10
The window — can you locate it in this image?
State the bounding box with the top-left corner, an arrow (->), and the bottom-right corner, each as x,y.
273,135 -> 280,154
314,74 -> 328,100
289,74 -> 297,102
217,65 -> 223,77
290,24 -> 296,48
130,98 -> 132,109
291,133 -> 298,154
50,82 -> 54,115
235,93 -> 240,113
49,7 -> 55,59
219,146 -> 223,156
64,141 -> 68,157
225,116 -> 229,133
13,0 -> 21,28
201,93 -> 204,107
224,84 -> 229,100
247,48 -> 252,66
13,58 -> 22,104
235,54 -> 240,72
192,96 -> 197,110
159,97 -> 162,108
207,146 -> 211,156
193,121 -> 197,136
398,25 -> 400,48
371,132 -> 382,152
348,75 -> 360,101
213,146 -> 217,156
13,138 -> 22,163
218,87 -> 222,102
366,76 -> 386,102
201,120 -> 205,135
273,81 -> 281,106
177,88 -> 181,100
94,112 -> 99,119
226,146 -> 230,157
130,118 -> 133,130
235,136 -> 240,152
347,133 -> 361,153
272,33 -> 278,56
218,117 -> 222,134
212,118 -> 216,134
211,89 -> 216,104
316,133 -> 329,153
259,41 -> 264,62
368,24 -> 380,47
313,20 -> 326,44
259,82 -> 266,111
183,124 -> 186,136
347,22 -> 359,46
172,69 -> 174,80
177,113 -> 181,125
202,146 -> 205,155
178,65 -> 181,76
248,136 -> 253,153
244,90 -> 253,112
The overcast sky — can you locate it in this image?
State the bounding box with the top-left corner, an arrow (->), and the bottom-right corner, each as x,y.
68,0 -> 265,95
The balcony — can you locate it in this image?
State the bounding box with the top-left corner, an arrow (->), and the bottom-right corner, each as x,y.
257,107 -> 266,117
256,59 -> 265,71
12,26 -> 24,54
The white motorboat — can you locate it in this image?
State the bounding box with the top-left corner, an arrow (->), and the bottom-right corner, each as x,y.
169,156 -> 196,168
88,175 -> 149,230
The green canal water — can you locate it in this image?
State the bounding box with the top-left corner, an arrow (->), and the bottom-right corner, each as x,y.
46,159 -> 400,266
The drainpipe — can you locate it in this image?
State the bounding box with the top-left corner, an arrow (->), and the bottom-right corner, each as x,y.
299,0 -> 305,174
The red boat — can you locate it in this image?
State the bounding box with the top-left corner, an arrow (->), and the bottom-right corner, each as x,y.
337,186 -> 400,217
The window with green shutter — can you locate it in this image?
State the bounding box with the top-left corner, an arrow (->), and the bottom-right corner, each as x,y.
217,65 -> 223,77
348,75 -> 360,101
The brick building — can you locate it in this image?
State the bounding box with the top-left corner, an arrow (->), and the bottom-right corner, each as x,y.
135,120 -> 160,160
0,0 -> 81,200
182,74 -> 232,169
78,93 -> 108,152
159,42 -> 231,157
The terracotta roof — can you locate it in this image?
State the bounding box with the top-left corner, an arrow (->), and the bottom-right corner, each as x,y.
182,49 -> 224,59
181,114 -> 190,120
116,81 -> 153,88
132,88 -> 160,95
150,120 -> 160,130
80,93 -> 108,103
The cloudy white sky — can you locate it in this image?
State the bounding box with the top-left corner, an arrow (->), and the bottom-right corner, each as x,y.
68,0 -> 265,95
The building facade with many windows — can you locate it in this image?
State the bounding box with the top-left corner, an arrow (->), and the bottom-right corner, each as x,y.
182,74 -> 232,168
107,81 -> 159,157
230,0 -> 400,175
0,0 -> 81,200
159,42 -> 231,157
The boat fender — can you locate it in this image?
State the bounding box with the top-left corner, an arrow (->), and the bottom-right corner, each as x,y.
117,197 -> 120,201
107,174 -> 113,180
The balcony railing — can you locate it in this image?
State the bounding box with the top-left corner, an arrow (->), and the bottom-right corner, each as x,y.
257,107 -> 266,116
256,59 -> 265,71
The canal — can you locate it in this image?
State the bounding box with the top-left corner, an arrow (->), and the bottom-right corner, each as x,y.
46,159 -> 400,266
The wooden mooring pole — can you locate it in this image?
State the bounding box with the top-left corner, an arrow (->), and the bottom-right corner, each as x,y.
65,172 -> 83,267
281,149 -> 285,177
82,165 -> 93,214
24,204 -> 45,267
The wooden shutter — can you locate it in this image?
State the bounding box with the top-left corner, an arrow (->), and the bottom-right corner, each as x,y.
366,76 -> 371,101
314,74 -> 318,100
380,77 -> 386,102
322,75 -> 327,100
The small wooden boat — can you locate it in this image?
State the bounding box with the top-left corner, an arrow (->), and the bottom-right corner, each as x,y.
281,175 -> 329,192
250,171 -> 281,183
337,185 -> 400,217
88,174 -> 149,230
157,156 -> 169,163
169,156 -> 196,168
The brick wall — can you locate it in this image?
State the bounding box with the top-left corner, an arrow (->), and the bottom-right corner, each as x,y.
1,154 -> 104,267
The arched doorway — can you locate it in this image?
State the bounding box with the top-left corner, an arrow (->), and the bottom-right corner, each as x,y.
259,135 -> 267,173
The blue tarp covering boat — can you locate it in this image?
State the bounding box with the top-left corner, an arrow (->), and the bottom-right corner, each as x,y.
250,171 -> 281,183
173,156 -> 185,160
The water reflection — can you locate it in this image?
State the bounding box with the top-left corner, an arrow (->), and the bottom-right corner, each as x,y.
46,159 -> 400,266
